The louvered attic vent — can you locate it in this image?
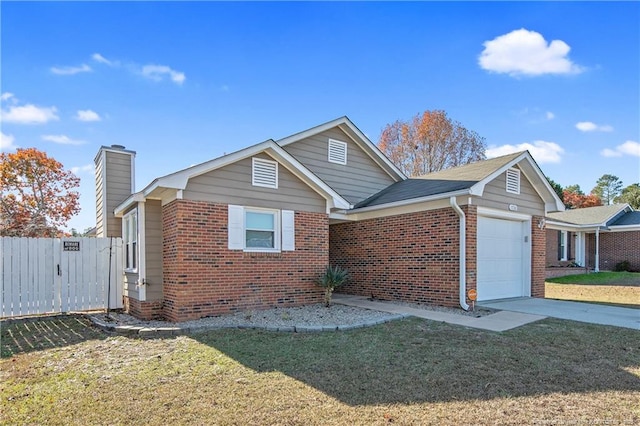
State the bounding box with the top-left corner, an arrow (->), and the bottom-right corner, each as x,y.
252,158 -> 278,189
506,168 -> 521,194
328,139 -> 347,165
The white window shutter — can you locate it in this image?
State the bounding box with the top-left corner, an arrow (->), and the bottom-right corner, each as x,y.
228,205 -> 244,250
281,210 -> 295,251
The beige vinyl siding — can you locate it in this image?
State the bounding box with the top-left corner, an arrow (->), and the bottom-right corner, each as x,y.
476,166 -> 545,216
124,272 -> 139,299
104,151 -> 133,237
144,199 -> 163,301
95,156 -> 105,236
282,128 -> 396,204
183,153 -> 326,213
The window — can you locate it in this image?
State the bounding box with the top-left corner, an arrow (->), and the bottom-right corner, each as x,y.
123,210 -> 138,270
559,230 -> 568,261
245,210 -> 277,249
328,139 -> 347,165
252,158 -> 278,189
506,168 -> 520,194
228,205 -> 294,252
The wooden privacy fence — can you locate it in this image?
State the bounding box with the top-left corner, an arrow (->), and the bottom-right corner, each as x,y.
1,237 -> 124,318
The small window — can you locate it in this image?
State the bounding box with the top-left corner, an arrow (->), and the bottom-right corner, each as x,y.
252,158 -> 278,189
506,168 -> 520,194
559,230 -> 568,261
123,210 -> 138,271
245,210 -> 276,249
328,139 -> 347,165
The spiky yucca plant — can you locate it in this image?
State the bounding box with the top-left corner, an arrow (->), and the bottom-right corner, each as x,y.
315,265 -> 349,307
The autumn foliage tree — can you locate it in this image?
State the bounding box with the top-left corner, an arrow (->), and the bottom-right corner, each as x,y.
1,148 -> 80,237
378,110 -> 486,176
562,185 -> 602,209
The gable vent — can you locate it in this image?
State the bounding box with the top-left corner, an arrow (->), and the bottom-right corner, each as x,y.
252,158 -> 278,189
506,168 -> 520,194
328,139 -> 347,165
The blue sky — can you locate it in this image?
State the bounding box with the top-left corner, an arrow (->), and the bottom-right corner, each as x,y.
1,1 -> 639,232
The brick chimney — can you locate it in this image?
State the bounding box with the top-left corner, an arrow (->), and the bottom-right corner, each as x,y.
94,145 -> 136,238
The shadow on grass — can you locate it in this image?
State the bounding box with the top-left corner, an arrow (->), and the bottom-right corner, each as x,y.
194,317 -> 640,405
1,314 -> 109,358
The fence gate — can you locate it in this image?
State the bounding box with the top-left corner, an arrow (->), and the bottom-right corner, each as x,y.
1,237 -> 124,318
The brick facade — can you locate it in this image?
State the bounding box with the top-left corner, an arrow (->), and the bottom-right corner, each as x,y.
161,200 -> 327,322
531,216 -> 546,298
123,297 -> 163,321
586,231 -> 640,271
330,206 -> 477,308
545,229 -> 576,267
330,206 -> 545,308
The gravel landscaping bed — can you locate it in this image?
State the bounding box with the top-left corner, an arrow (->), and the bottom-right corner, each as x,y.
89,299 -> 495,336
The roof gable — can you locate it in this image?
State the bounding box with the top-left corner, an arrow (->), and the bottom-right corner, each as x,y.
354,151 -> 564,212
115,139 -> 351,215
277,116 -> 406,182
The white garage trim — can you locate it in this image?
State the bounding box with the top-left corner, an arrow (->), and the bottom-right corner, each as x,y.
476,208 -> 532,301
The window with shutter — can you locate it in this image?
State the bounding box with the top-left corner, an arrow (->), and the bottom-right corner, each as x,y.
506,168 -> 521,194
252,158 -> 278,189
328,139 -> 347,165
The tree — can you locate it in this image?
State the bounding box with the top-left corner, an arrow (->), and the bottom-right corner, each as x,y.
592,174 -> 623,205
546,177 -> 564,203
562,188 -> 602,209
564,184 -> 584,195
615,183 -> 640,209
1,148 -> 80,237
378,110 -> 486,176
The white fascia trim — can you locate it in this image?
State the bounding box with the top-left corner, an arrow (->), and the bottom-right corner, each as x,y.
276,116 -> 407,181
608,225 -> 640,232
114,192 -> 145,217
545,219 -> 607,231
100,149 -> 108,237
469,152 -> 528,196
477,206 -> 532,221
345,189 -> 470,215
137,200 -> 146,301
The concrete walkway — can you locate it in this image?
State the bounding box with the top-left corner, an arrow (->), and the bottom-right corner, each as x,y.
480,298 -> 640,330
333,294 -> 545,332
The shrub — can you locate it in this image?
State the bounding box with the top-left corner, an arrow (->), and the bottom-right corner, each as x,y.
614,261 -> 631,272
315,265 -> 349,307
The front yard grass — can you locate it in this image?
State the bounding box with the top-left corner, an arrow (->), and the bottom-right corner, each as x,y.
546,272 -> 640,308
1,315 -> 639,425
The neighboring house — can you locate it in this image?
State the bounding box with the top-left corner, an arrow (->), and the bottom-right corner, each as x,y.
95,117 -> 564,321
546,204 -> 640,272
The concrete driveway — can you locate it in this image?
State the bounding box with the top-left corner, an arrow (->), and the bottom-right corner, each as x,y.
480,298 -> 640,330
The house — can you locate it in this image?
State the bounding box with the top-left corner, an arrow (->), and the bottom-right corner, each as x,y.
546,204 -> 640,273
95,117 -> 564,321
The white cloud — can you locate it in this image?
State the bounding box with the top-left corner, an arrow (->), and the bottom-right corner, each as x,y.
141,64 -> 186,85
75,109 -> 101,122
546,111 -> 555,120
1,92 -> 15,102
1,131 -> 18,151
575,121 -> 613,132
479,28 -> 584,77
71,164 -> 94,175
486,140 -> 564,164
92,53 -> 114,66
50,63 -> 92,75
1,104 -> 59,124
602,140 -> 640,158
42,134 -> 86,145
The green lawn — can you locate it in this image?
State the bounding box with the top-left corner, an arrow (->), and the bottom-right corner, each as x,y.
1,315 -> 639,425
546,271 -> 640,286
545,272 -> 640,308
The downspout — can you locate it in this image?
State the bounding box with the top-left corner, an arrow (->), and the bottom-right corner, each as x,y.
450,197 -> 470,311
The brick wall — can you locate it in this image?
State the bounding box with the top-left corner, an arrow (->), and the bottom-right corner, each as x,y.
124,297 -> 163,320
161,200 -> 327,322
330,206 -> 473,308
531,216 -> 546,297
586,231 -> 640,271
545,229 -> 576,267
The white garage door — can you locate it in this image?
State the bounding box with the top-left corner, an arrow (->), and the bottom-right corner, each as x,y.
477,216 -> 527,301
